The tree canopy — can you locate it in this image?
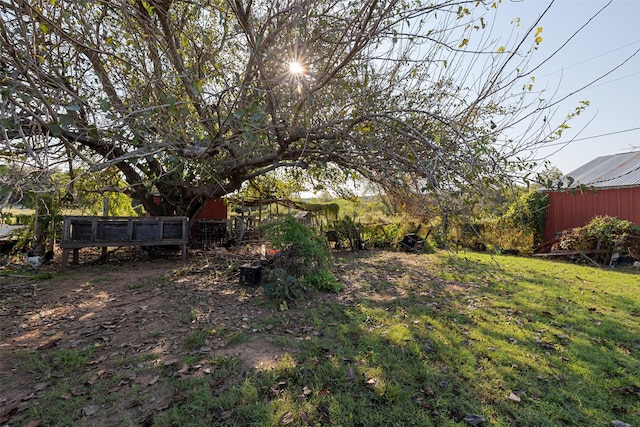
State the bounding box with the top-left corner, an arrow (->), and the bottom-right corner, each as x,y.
0,0 -> 617,219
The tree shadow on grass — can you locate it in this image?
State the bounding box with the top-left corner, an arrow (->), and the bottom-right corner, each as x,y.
2,249 -> 638,426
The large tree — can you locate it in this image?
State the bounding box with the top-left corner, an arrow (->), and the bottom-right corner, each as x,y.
0,0 -> 621,219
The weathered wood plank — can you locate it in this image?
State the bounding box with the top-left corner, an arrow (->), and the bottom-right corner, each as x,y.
60,216 -> 189,268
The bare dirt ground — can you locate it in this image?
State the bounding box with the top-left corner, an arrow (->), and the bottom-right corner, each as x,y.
0,246 -> 442,426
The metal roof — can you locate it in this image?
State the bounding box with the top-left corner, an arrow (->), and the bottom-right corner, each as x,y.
556,151 -> 640,189
0,224 -> 25,240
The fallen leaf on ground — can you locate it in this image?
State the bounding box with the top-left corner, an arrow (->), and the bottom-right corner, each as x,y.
271,379 -> 287,395
82,405 -> 100,417
299,410 -> 310,426
211,408 -> 232,419
33,382 -> 49,392
507,392 -> 521,402
464,413 -> 485,426
317,405 -> 330,424
163,358 -> 179,366
423,386 -> 435,396
279,411 -> 294,425
534,338 -> 556,349
70,387 -> 88,396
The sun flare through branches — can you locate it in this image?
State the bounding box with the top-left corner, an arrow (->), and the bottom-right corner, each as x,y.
288,61 -> 304,76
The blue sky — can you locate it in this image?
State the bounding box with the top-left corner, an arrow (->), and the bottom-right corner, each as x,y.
494,0 -> 640,175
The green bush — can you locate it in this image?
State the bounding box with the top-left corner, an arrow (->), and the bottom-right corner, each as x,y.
15,213 -> 33,225
263,215 -> 341,302
562,216 -> 640,257
361,223 -> 392,248
1,212 -> 14,225
330,215 -> 363,250
359,217 -> 435,251
304,268 -> 341,292
502,190 -> 549,245
263,267 -> 310,301
365,220 -> 402,248
446,190 -> 548,254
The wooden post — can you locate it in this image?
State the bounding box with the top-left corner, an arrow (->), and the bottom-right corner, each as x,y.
239,204 -> 245,242
61,249 -> 69,268
61,216 -> 71,268
102,198 -> 108,257
181,217 -> 188,261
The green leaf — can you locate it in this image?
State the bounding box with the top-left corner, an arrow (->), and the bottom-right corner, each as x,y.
192,80 -> 203,95
49,123 -> 62,137
65,104 -> 81,112
141,0 -> 154,16
0,118 -> 18,130
60,114 -> 74,127
100,99 -> 111,112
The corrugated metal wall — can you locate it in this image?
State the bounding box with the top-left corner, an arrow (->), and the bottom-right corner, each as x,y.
544,187 -> 640,241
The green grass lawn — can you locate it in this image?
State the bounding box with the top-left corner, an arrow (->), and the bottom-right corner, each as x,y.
153,252 -> 639,426
12,251 -> 638,426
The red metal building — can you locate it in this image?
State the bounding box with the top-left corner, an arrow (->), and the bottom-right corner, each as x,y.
194,198 -> 228,221
543,152 -> 640,242
150,196 -> 228,221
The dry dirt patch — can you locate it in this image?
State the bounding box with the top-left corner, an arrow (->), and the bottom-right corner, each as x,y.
215,338 -> 287,370
1,248 -> 442,425
0,247 -> 293,424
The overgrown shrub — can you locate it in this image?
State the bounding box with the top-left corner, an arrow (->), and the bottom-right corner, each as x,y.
362,223 -> 395,248
448,190 -> 548,254
457,221 -> 486,249
330,215 -> 363,250
478,216 -> 531,253
263,267 -> 310,302
360,220 -> 402,248
4,211 -> 64,254
263,215 -> 341,302
560,216 -> 640,260
360,217 -> 434,252
502,190 -> 549,246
